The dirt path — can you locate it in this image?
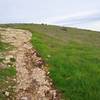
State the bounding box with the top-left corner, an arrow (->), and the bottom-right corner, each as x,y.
0,28 -> 60,100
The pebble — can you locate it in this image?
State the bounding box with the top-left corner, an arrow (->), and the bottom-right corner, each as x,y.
13,78 -> 16,81
47,72 -> 50,75
21,97 -> 28,100
5,91 -> 9,96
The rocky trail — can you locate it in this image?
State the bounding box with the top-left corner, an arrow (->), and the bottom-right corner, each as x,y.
0,28 -> 60,100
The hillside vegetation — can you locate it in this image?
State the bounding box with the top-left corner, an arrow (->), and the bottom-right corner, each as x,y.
0,24 -> 100,100
0,34 -> 16,99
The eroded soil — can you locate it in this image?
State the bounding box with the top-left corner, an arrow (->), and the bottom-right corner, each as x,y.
0,28 -> 60,100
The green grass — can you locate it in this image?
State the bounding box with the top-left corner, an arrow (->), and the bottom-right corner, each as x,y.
0,41 -> 11,52
0,24 -> 100,100
0,34 -> 16,99
0,67 -> 16,100
0,67 -> 16,81
31,32 -> 100,100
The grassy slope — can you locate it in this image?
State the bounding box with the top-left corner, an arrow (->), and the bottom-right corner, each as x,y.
0,24 -> 100,100
0,34 -> 16,99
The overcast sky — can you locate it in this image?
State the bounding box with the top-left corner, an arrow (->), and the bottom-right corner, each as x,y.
0,0 -> 100,31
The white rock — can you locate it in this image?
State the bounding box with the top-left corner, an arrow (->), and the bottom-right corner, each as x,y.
47,72 -> 50,75
6,55 -> 13,60
5,91 -> 9,96
21,97 -> 28,100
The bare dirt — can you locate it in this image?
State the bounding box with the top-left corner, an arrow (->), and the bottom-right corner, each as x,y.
0,27 -> 60,100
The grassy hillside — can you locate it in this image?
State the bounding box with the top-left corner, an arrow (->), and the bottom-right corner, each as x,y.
0,24 -> 100,100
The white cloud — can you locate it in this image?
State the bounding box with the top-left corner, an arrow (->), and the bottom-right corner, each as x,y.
44,10 -> 100,31
45,10 -> 99,23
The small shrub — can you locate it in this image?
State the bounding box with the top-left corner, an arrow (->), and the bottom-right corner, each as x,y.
61,27 -> 67,31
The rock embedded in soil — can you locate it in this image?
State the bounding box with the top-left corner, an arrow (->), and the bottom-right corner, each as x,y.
5,91 -> 9,97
